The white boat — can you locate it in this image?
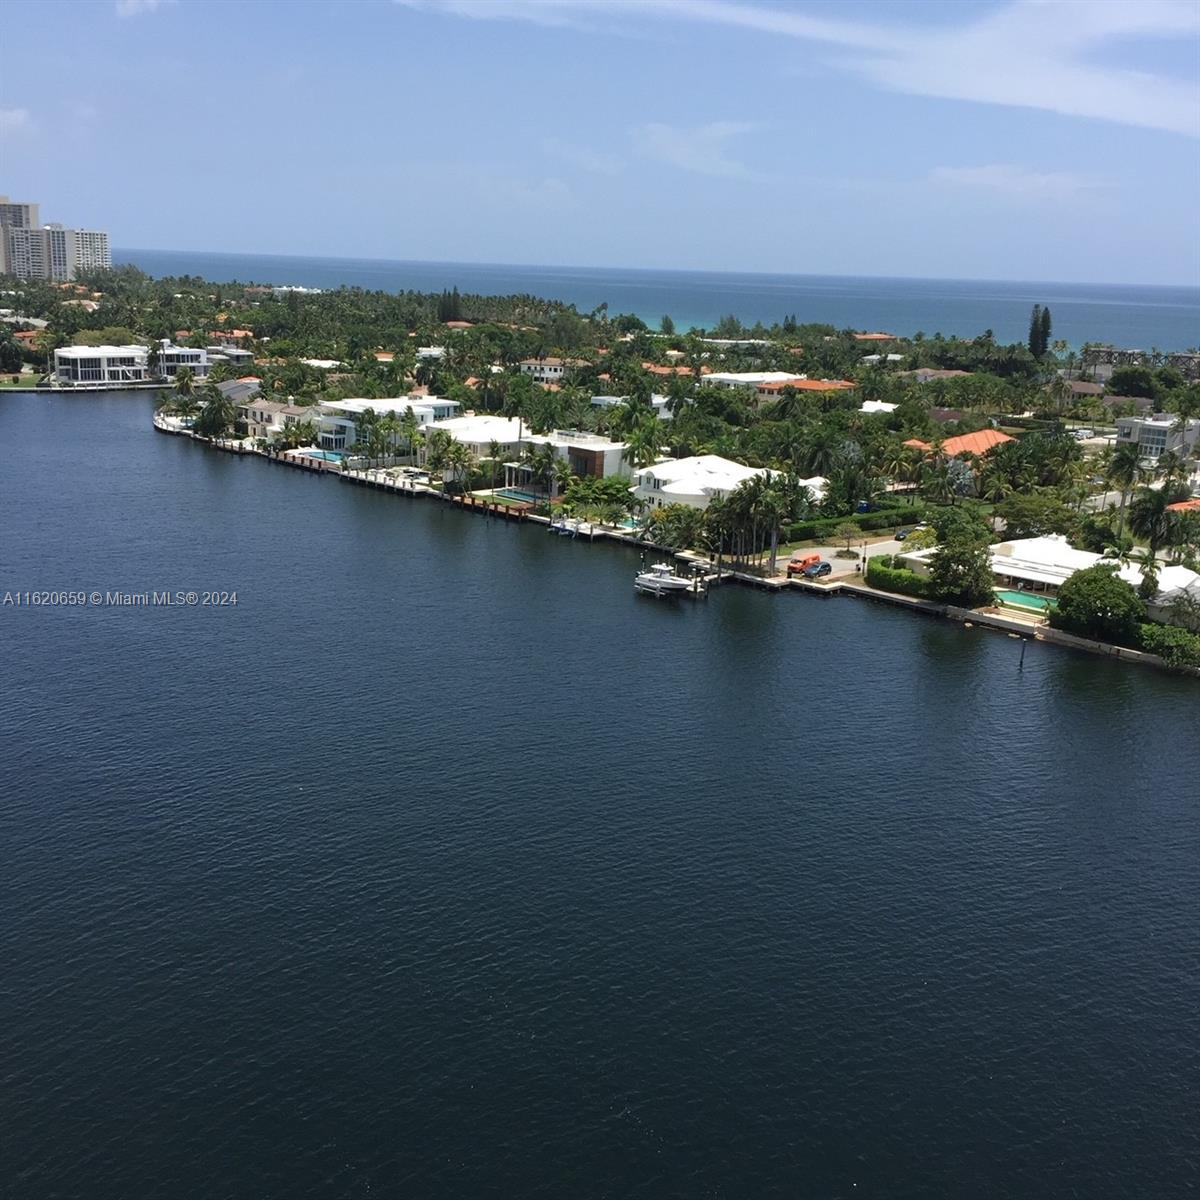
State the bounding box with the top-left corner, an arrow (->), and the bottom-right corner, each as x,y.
634,562 -> 695,596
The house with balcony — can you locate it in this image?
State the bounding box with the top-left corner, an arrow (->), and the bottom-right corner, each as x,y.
54,344 -> 149,385
155,340 -> 211,380
1115,414 -> 1199,461
314,397 -> 461,451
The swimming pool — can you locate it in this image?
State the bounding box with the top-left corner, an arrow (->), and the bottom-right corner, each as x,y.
303,449 -> 344,463
493,487 -> 543,503
995,589 -> 1057,613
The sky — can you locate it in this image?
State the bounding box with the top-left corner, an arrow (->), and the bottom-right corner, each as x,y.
1,0 -> 1198,286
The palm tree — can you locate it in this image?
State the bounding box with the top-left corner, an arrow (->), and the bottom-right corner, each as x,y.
424,429 -> 453,492
1106,441 -> 1141,539
487,438 -> 502,494
1130,548 -> 1161,601
1129,485 -> 1183,554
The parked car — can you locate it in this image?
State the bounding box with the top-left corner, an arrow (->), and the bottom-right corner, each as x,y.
787,553 -> 822,577
895,528 -> 913,540
1074,429 -> 1094,440
803,561 -> 832,578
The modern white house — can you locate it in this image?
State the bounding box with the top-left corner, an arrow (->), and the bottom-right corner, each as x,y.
54,344 -> 149,385
315,397 -> 461,451
416,346 -> 446,360
630,454 -> 794,510
591,393 -> 672,420
1115,414 -> 1199,461
900,533 -> 1200,625
155,340 -> 211,380
860,399 -> 899,415
424,416 -> 629,485
704,371 -> 808,391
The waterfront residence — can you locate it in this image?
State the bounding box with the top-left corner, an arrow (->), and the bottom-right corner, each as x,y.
239,399 -> 313,441
54,344 -> 149,385
431,415 -> 527,461
316,397 -> 461,451
1116,414 -> 1199,462
900,533 -> 1200,625
518,356 -> 587,385
630,455 -> 824,510
155,340 -> 211,380
216,378 -> 262,405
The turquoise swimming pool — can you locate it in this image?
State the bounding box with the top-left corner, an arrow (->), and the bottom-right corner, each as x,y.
494,487 -> 543,503
995,589 -> 1057,613
304,449 -> 344,463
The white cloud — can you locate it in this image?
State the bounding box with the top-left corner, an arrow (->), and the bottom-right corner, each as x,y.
115,0 -> 166,17
0,108 -> 30,135
400,0 -> 1200,138
542,136 -> 623,176
632,121 -> 759,178
930,164 -> 1107,201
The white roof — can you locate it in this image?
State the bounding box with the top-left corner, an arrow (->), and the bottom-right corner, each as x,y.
528,429 -> 626,452
636,454 -> 769,496
860,400 -> 898,414
705,371 -> 807,387
55,344 -> 148,357
417,346 -> 446,358
433,415 -> 525,444
321,397 -> 460,418
300,358 -> 341,369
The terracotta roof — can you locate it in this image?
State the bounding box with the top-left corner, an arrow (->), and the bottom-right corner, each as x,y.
904,438 -> 931,450
940,429 -> 1016,457
853,332 -> 896,341
444,320 -> 473,329
13,330 -> 39,342
641,362 -> 710,377
1166,498 -> 1200,513
374,351 -> 395,362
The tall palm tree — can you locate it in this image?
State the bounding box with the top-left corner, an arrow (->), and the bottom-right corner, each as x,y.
1106,441 -> 1142,539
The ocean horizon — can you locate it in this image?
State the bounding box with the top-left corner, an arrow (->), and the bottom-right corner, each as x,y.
115,247 -> 1200,352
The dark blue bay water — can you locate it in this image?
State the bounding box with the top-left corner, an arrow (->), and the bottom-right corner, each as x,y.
115,248 -> 1200,351
2,390 -> 1199,1199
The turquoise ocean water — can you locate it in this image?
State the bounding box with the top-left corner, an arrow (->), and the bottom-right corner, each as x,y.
116,248 -> 1199,350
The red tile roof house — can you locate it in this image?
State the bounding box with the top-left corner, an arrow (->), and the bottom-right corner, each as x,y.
754,378 -> 856,406
1166,498 -> 1200,514
904,429 -> 1016,458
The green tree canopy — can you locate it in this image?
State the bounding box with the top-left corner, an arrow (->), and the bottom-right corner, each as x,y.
1051,565 -> 1146,645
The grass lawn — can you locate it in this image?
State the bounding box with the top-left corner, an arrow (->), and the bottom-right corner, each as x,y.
0,377 -> 43,389
474,491 -> 531,508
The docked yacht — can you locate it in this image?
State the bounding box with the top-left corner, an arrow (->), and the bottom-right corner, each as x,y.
634,562 -> 695,596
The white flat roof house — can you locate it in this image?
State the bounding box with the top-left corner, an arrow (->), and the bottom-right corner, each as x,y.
156,340 -> 211,380
432,417 -> 629,480
704,371 -> 807,390
54,344 -> 149,385
591,393 -> 672,419
860,399 -> 898,414
316,397 -> 461,451
1116,414 -> 1199,460
631,454 -> 771,510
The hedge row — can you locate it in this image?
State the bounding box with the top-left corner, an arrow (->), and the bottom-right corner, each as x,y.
866,557 -> 934,599
784,505 -> 928,542
1138,623 -> 1200,669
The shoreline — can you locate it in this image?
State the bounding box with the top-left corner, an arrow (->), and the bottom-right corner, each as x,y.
152,411 -> 1199,681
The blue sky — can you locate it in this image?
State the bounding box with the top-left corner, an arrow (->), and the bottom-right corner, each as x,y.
2,0 -> 1198,285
